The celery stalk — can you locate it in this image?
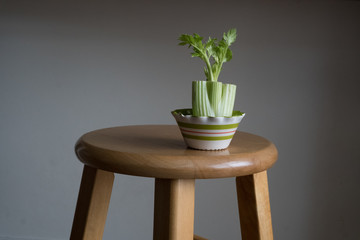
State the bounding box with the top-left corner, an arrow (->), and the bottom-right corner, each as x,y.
192,81 -> 236,117
219,83 -> 236,117
207,81 -> 222,116
192,81 -> 213,117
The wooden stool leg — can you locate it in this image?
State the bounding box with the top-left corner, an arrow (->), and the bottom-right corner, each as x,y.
70,165 -> 114,240
236,171 -> 273,240
153,178 -> 195,240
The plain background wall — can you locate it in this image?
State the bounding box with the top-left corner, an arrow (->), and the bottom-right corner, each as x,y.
1,1 -> 360,239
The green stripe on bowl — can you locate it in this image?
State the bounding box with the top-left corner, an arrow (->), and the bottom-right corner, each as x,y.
182,133 -> 234,141
172,108 -> 245,117
177,121 -> 239,130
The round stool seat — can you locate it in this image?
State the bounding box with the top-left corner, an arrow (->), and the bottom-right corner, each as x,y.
75,125 -> 277,179
72,125 -> 278,239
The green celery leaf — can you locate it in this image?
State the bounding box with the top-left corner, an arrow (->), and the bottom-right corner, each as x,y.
191,52 -> 201,58
178,28 -> 237,84
205,38 -> 216,57
224,28 -> 237,45
224,48 -> 232,62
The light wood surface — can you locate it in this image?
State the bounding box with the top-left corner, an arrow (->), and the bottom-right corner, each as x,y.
153,179 -> 195,240
70,165 -> 114,240
236,171 -> 273,240
75,125 -> 277,179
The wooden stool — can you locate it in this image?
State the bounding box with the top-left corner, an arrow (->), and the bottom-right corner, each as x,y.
70,125 -> 278,240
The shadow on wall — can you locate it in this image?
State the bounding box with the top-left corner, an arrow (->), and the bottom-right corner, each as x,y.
307,54 -> 360,239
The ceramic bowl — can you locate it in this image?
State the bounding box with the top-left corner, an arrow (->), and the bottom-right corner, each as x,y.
171,109 -> 245,150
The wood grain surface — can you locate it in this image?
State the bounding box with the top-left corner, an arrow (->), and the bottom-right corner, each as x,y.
236,171 -> 273,240
153,178 -> 195,240
75,125 -> 277,179
70,165 -> 114,240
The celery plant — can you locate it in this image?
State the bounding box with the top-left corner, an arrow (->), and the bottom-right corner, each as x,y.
179,29 -> 237,117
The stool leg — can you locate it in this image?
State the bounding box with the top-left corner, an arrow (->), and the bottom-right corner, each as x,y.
236,171 -> 273,240
153,178 -> 195,240
70,165 -> 114,240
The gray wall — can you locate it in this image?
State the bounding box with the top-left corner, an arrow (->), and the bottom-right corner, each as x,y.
1,1 -> 360,239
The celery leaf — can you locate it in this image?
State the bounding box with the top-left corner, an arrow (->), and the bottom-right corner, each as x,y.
178,28 -> 237,82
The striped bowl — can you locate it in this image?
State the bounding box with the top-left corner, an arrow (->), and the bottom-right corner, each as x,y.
171,109 -> 245,150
